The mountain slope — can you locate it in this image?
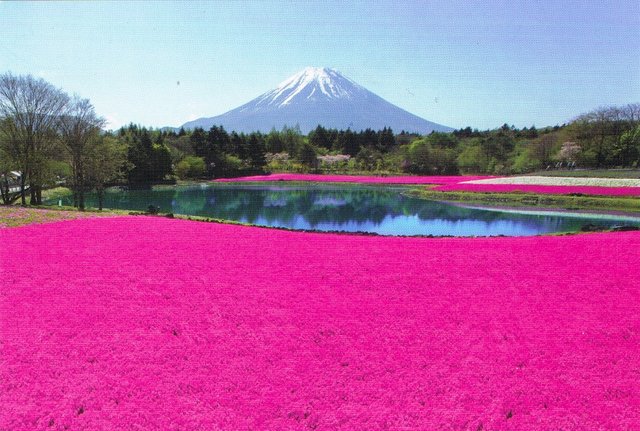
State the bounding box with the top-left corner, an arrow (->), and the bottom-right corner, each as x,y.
181,67 -> 452,134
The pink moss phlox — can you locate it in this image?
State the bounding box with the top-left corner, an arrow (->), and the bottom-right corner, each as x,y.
435,183 -> 640,196
1,217 -> 639,429
214,173 -> 496,185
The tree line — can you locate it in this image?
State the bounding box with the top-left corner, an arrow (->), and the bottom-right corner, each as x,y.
2,72 -> 639,210
0,73 -> 126,208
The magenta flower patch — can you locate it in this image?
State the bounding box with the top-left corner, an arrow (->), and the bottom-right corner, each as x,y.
1,217 -> 639,429
435,182 -> 640,196
214,173 -> 495,185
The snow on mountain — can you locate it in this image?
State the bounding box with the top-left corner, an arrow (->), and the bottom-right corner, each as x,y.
251,67 -> 363,108
181,67 -> 452,134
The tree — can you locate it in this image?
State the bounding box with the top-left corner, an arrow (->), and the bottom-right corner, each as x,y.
309,125 -> 332,150
126,128 -> 154,184
58,96 -> 105,210
425,132 -> 458,149
86,135 -> 128,210
190,127 -> 208,159
405,139 -> 431,173
557,141 -> 581,164
338,129 -> 359,156
615,125 -> 640,167
456,142 -> 485,173
175,156 -> 206,179
298,142 -> 317,168
570,105 -> 640,167
0,117 -> 19,204
0,136 -> 13,204
229,132 -> 247,159
378,127 -> 395,152
528,133 -> 557,168
281,125 -> 304,156
0,72 -> 69,204
265,128 -> 285,153
247,132 -> 266,168
359,128 -> 378,149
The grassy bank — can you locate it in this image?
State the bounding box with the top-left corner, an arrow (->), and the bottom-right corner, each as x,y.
410,188 -> 640,213
0,205 -> 125,228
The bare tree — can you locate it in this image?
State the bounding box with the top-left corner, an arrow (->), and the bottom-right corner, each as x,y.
0,73 -> 69,204
58,96 -> 105,210
621,103 -> 640,124
529,133 -> 557,167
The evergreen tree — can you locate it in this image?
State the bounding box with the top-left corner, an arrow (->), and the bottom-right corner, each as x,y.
190,128 -> 208,159
265,128 -> 285,153
247,132 -> 266,168
309,125 -> 332,150
339,129 -> 359,156
378,127 -> 395,152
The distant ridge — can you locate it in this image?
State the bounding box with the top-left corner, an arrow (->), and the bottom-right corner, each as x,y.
180,67 -> 452,134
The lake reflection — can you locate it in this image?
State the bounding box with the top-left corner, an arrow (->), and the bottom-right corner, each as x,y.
57,184 -> 640,236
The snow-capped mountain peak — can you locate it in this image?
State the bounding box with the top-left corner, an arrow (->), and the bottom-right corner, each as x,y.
180,67 -> 453,134
255,67 -> 364,108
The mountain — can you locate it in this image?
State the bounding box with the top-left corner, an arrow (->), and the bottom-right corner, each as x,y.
180,67 -> 453,134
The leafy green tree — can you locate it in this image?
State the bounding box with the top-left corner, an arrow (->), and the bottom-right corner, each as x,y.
125,127 -> 172,184
615,125 -> 640,167
86,135 -> 128,210
0,73 -> 69,204
425,132 -> 458,149
58,96 -> 105,210
356,146 -> 383,171
175,156 -> 206,179
151,141 -> 172,180
456,142 -> 485,173
405,139 -> 431,173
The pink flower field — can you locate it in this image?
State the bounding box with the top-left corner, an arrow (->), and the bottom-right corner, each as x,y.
434,183 -> 640,197
1,217 -> 639,430
216,173 -> 640,197
214,173 -> 494,185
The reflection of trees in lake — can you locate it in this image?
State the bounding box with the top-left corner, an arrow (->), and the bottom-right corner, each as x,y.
77,185 -> 630,233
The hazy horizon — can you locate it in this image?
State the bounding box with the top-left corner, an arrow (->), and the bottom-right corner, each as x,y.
1,0 -> 638,131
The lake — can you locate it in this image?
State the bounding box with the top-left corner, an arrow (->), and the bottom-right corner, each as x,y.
50,183 -> 640,236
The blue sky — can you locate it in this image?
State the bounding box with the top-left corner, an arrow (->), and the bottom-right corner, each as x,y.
1,0 -> 638,130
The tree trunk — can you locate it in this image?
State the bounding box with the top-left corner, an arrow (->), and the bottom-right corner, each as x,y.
98,187 -> 104,211
78,164 -> 85,211
20,174 -> 26,205
0,176 -> 8,205
79,187 -> 85,211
